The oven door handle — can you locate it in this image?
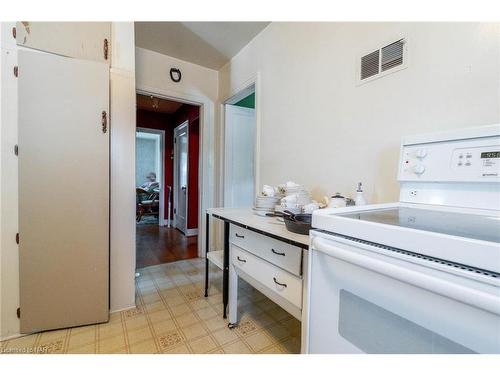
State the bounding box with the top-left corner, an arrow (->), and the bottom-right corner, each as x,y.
312,237 -> 500,316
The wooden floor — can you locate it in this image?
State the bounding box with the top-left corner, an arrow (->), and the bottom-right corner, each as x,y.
136,225 -> 198,268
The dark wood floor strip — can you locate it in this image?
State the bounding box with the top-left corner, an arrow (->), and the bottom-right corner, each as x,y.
136,225 -> 198,268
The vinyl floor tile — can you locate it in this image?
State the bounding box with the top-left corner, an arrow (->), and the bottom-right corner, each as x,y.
1,258 -> 300,354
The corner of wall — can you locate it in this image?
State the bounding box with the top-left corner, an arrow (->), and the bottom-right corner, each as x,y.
109,22 -> 137,312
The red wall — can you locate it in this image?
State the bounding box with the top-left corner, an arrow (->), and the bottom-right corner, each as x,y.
137,104 -> 200,230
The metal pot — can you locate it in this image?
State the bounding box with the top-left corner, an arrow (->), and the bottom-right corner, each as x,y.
283,212 -> 312,235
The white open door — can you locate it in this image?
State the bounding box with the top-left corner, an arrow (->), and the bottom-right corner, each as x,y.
18,50 -> 110,334
224,105 -> 256,207
173,122 -> 188,234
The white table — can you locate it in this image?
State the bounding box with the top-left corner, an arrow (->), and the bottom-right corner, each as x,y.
205,208 -> 309,341
207,208 -> 310,248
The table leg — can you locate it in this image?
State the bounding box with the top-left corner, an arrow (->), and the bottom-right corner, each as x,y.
222,220 -> 230,319
228,261 -> 238,327
204,212 -> 209,298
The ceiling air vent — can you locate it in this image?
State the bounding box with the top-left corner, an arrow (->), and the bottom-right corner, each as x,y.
360,50 -> 380,80
358,38 -> 407,84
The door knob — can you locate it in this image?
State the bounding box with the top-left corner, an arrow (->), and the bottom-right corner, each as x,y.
181,186 -> 186,191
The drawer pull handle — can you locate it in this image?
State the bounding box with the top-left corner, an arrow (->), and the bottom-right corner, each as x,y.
273,277 -> 287,288
271,248 -> 285,256
235,233 -> 245,239
237,256 -> 247,263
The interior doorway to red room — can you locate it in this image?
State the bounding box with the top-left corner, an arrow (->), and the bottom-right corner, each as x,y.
135,94 -> 200,269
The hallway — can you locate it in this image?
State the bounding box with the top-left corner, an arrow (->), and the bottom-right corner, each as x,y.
136,226 -> 198,269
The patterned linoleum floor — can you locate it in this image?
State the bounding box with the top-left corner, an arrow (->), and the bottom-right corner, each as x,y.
1,258 -> 301,354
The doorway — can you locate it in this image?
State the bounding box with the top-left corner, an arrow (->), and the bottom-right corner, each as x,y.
135,94 -> 200,269
224,85 -> 257,208
136,128 -> 165,226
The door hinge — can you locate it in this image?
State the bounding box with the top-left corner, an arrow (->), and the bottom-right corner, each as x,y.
12,27 -> 16,39
174,208 -> 177,214
16,233 -> 19,244
103,38 -> 109,60
13,66 -> 18,77
101,111 -> 108,133
14,144 -> 18,156
16,307 -> 20,319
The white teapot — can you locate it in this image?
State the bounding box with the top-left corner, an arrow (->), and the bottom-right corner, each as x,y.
323,193 -> 355,208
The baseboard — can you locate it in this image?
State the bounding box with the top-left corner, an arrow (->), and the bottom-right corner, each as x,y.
185,228 -> 198,237
0,332 -> 25,342
110,305 -> 136,314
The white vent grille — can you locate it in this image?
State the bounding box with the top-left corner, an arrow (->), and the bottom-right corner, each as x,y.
381,39 -> 405,72
359,38 -> 407,83
360,50 -> 380,80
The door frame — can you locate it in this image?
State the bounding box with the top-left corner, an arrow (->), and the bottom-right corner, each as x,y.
136,127 -> 166,226
136,86 -> 213,258
173,121 -> 189,234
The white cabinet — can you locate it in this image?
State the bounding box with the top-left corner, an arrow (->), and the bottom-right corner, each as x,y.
228,224 -> 307,324
230,226 -> 303,276
207,208 -> 310,353
231,245 -> 303,309
16,22 -> 111,63
18,50 -> 110,333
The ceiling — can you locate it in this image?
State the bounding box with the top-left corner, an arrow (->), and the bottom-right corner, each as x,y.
136,94 -> 183,114
134,22 -> 270,70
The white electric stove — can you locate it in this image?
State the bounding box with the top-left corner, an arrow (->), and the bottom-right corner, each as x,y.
305,124 -> 500,354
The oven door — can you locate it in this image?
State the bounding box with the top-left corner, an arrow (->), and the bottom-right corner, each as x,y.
305,233 -> 500,354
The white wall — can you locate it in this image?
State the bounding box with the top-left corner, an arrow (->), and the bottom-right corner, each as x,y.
135,47 -> 219,255
219,22 -> 500,203
136,47 -> 218,102
109,22 -> 137,313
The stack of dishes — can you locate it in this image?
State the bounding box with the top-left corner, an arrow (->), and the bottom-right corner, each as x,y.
254,195 -> 281,216
277,182 -> 305,196
279,185 -> 312,214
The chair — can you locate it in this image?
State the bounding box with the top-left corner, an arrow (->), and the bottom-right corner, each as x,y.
136,188 -> 160,222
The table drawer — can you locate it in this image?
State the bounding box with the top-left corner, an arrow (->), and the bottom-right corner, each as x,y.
230,225 -> 303,276
231,245 -> 302,309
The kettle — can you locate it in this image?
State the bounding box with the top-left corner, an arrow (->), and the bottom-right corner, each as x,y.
323,193 -> 355,208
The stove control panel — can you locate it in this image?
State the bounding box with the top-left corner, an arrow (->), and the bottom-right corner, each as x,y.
451,148 -> 500,176
399,132 -> 500,182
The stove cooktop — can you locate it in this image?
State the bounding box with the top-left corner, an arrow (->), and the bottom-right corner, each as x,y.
337,206 -> 500,243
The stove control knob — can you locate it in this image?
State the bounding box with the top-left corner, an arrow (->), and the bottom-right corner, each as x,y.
413,164 -> 426,175
415,148 -> 428,159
